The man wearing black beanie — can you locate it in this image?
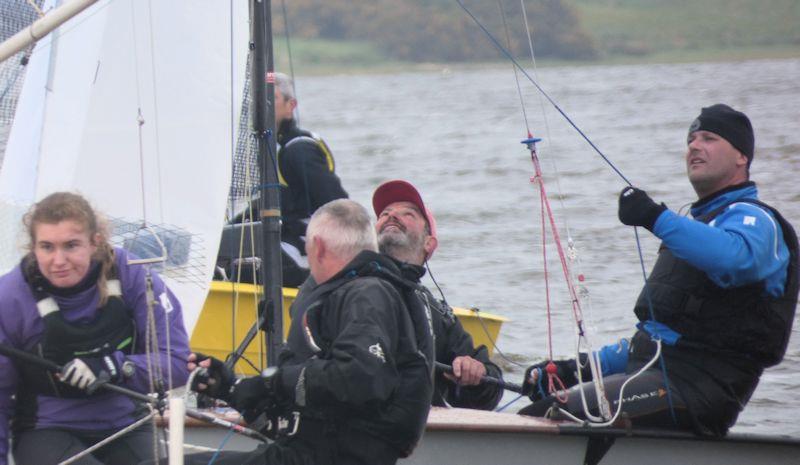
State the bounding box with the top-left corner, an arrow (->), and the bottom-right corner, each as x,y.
520,104 -> 798,437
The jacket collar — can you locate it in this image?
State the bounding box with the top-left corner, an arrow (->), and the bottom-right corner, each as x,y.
277,119 -> 301,145
691,181 -> 757,218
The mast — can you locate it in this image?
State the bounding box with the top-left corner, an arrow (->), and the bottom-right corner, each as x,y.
251,0 -> 283,367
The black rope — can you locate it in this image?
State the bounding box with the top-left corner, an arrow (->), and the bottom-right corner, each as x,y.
496,0 -> 530,135
455,0 -> 631,186
425,260 -> 523,368
457,0 -> 680,423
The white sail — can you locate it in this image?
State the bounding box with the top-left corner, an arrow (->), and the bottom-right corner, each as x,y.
1,0 -> 250,333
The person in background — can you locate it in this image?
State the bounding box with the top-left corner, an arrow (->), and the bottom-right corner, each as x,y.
274,72 -> 348,287
373,179 -> 504,410
171,199 -> 433,465
519,104 -> 797,436
0,192 -> 190,465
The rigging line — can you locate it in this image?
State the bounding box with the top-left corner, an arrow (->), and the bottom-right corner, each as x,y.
233,153 -> 251,356
130,2 -> 171,400
497,0 -> 530,135
531,147 -> 570,404
515,2 -> 593,352
512,22 -> 584,325
227,1 -> 236,222
253,133 -> 268,370
425,261 -> 523,367
455,0 -> 631,186
143,0 -> 172,394
633,226 -> 679,423
227,54 -> 256,357
145,274 -> 166,391
57,410 -> 157,465
0,54 -> 28,102
280,0 -> 299,124
529,148 -> 582,332
551,339 -> 663,427
228,353 -> 261,373
518,0 -> 574,247
537,173 -> 554,361
538,159 -> 612,416
205,428 -> 237,465
507,0 -> 657,422
513,0 -> 609,414
129,1 -> 148,223
474,308 -> 523,368
495,394 -> 524,412
145,0 -> 165,223
226,0 -> 238,363
26,0 -> 45,18
240,152 -> 266,372
512,0 -> 633,419
501,4 -> 604,386
528,142 -> 615,413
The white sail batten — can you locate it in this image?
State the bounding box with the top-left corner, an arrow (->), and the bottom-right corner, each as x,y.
1,0 -> 249,333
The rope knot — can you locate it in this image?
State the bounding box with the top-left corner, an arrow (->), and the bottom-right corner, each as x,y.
545,361 -> 569,403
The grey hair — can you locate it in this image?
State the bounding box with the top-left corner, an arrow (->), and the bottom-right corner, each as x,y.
307,199 -> 377,261
274,72 -> 295,100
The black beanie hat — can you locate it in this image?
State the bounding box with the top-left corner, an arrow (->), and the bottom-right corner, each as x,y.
688,104 -> 755,166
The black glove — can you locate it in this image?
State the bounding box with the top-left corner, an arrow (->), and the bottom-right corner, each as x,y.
229,370 -> 282,426
618,186 -> 667,232
61,354 -> 122,392
521,356 -> 591,402
190,354 -> 236,402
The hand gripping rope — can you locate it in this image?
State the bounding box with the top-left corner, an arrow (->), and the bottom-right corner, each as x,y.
454,0 -> 679,425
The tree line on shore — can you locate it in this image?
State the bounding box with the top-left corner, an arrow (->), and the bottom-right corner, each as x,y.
276,0 -> 598,62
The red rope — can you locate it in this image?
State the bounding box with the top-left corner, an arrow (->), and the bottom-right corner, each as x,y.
528,139 -> 585,402
537,173 -> 554,361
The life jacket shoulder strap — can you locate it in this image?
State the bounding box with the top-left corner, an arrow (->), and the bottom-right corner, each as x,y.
277,133 -> 335,187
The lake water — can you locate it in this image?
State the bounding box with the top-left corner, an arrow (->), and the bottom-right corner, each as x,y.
297,57 -> 800,436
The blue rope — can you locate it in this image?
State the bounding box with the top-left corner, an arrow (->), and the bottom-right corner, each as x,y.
633,228 -> 678,424
251,182 -> 283,194
205,427 -> 237,465
535,367 -> 547,400
457,0 -> 678,424
0,66 -> 24,103
495,394 -> 524,412
455,0 -> 631,187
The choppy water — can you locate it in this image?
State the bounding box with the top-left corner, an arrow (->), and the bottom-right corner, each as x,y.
297,58 -> 800,436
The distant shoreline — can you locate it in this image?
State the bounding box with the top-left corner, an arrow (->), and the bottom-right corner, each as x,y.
282,45 -> 800,76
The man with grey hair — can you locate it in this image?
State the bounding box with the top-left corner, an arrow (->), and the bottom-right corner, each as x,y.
274,72 -> 348,287
179,199 -> 433,465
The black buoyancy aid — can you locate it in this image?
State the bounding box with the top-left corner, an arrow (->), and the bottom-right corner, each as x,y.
633,199 -> 798,368
285,257 -> 434,457
277,128 -> 335,188
18,260 -> 137,398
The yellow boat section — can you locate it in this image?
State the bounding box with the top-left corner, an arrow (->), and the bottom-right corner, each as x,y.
190,280 -> 508,375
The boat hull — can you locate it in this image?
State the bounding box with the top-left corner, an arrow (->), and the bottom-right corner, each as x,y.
174,407 -> 800,465
190,281 -> 507,374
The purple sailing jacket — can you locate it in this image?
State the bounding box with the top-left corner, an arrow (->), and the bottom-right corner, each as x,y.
0,248 -> 191,464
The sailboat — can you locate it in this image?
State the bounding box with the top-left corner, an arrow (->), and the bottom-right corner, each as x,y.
0,0 -> 506,376
1,1 -> 798,465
